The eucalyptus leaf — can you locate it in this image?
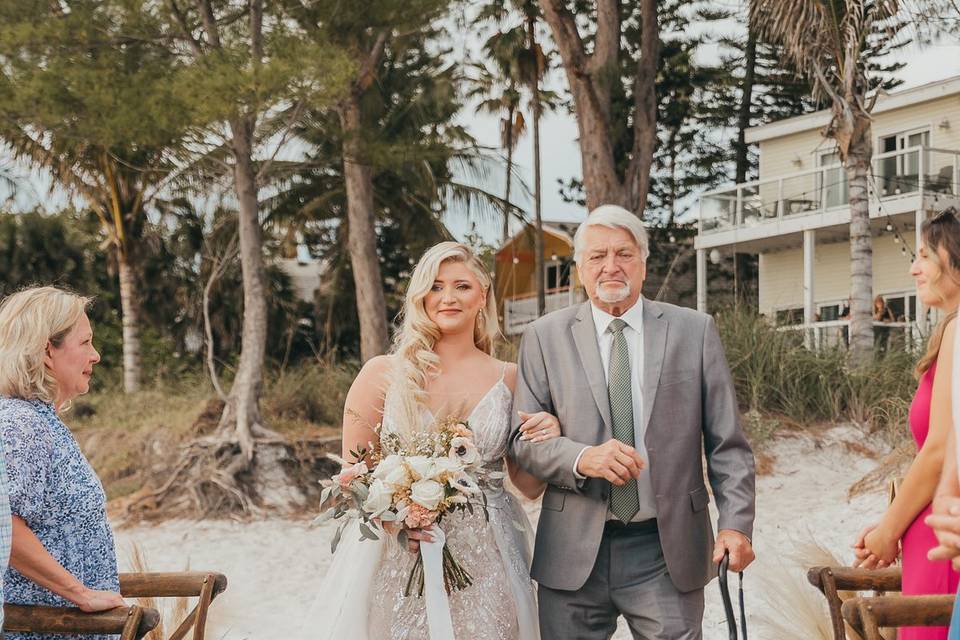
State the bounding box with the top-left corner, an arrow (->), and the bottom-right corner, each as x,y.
314,509 -> 337,525
359,522 -> 381,541
331,522 -> 346,554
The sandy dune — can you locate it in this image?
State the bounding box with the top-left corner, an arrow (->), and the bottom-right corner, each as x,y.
114,425 -> 890,639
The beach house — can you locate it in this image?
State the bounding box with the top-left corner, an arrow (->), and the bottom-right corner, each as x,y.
696,76 -> 960,346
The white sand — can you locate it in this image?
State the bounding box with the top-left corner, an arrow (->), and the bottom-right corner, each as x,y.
114,425 -> 890,639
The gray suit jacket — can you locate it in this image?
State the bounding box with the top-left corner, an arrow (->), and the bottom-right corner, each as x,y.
509,299 -> 755,593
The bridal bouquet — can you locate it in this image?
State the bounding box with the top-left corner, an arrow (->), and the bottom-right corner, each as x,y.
316,416 -> 489,596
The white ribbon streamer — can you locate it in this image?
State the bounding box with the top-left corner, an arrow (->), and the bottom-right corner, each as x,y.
420,526 -> 456,640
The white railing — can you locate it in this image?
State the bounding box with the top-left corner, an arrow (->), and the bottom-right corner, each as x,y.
700,145 -> 960,233
778,320 -> 921,351
503,287 -> 586,335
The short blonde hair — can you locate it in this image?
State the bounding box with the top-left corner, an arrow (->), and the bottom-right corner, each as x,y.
0,286 -> 91,403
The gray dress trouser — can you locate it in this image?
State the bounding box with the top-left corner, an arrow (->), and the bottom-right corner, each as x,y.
538,522 -> 704,640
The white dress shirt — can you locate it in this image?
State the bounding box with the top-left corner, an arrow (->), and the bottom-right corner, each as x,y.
572,299 -> 658,521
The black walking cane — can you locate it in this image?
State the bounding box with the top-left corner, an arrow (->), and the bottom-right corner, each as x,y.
718,550 -> 747,640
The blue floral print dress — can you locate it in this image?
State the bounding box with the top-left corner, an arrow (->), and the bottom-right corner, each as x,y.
0,397 -> 119,640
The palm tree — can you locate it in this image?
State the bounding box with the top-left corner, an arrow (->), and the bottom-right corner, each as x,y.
0,0 -> 207,392
467,24 -> 528,243
750,0 -> 903,364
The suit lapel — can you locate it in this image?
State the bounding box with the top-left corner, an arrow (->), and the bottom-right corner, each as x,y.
641,299 -> 667,439
571,302 -> 613,434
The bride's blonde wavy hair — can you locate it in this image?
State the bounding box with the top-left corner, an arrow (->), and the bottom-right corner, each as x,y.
389,242 -> 500,430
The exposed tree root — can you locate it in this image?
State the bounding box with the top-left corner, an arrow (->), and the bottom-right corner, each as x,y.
120,405 -> 341,523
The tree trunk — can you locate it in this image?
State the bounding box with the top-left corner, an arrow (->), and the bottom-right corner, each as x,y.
117,250 -> 142,393
539,0 -> 625,211
735,27 -> 757,185
629,0 -> 658,215
340,96 -> 389,362
529,17 -> 546,317
503,106 -> 515,244
538,0 -> 657,215
847,124 -> 874,365
224,117 -> 269,461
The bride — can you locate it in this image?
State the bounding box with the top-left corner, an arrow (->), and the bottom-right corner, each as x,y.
302,241 -> 560,640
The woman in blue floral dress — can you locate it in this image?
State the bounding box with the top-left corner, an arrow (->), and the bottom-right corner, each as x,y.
0,287 -> 124,639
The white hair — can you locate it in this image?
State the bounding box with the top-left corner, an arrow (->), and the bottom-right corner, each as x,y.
573,204 -> 649,263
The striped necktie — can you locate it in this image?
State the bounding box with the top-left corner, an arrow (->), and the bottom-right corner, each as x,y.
608,318 -> 640,522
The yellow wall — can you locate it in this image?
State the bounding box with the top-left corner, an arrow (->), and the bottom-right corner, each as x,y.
758,233 -> 917,314
494,229 -> 580,306
759,94 -> 960,180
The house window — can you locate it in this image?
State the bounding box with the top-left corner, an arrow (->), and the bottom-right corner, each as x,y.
818,150 -> 848,210
545,258 -> 573,291
878,128 -> 930,196
775,307 -> 803,326
818,302 -> 843,322
881,292 -> 918,322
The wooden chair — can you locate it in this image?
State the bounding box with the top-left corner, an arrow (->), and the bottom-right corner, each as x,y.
842,594 -> 954,640
4,603 -> 160,639
120,571 -> 228,640
3,571 -> 227,640
807,565 -> 902,640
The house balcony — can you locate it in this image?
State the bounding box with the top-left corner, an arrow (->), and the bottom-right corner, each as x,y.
697,145 -> 960,252
503,286 -> 586,336
779,320 -> 921,351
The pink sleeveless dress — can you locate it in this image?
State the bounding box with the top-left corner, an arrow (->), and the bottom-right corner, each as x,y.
901,362 -> 959,640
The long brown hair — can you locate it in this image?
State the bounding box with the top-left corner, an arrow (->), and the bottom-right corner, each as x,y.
915,207 -> 960,378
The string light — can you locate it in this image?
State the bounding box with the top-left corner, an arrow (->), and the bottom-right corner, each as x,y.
867,169 -> 917,262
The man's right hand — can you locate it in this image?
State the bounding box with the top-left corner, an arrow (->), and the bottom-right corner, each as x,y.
576,439 -> 645,485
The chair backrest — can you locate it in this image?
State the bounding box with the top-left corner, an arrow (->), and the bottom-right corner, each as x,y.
842,594 -> 954,640
119,571 -> 228,640
3,603 -> 160,639
806,566 -> 903,640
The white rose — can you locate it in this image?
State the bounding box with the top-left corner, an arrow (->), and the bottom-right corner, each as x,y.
372,454 -> 404,480
362,479 -> 395,516
448,437 -> 480,466
432,457 -> 462,478
405,455 -> 435,481
409,479 -> 445,511
382,464 -> 411,490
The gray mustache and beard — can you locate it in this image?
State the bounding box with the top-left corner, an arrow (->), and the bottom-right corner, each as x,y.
596,279 -> 631,304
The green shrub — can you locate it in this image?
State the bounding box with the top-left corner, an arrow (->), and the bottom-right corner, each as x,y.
716,307 -> 917,445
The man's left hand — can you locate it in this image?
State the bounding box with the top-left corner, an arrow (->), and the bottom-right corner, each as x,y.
712,529 -> 755,572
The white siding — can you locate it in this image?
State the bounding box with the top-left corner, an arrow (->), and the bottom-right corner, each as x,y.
758,94 -> 960,181
758,233 -> 918,314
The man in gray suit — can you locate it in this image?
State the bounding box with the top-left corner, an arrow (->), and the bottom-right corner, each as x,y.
510,204 -> 756,639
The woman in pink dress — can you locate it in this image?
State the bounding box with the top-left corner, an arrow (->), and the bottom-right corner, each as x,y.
853,206 -> 960,639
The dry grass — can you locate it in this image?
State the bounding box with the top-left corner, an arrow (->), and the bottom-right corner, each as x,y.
750,539 -> 895,640
848,442 -> 915,499
125,544 -> 192,640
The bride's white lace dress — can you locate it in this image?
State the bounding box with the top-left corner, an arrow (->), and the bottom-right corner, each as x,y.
301,376 -> 540,640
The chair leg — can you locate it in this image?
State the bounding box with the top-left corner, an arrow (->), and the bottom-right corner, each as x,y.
859,601 -> 887,640
819,568 -> 847,640
120,606 -> 144,640
192,575 -> 216,640
167,574 -> 217,640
